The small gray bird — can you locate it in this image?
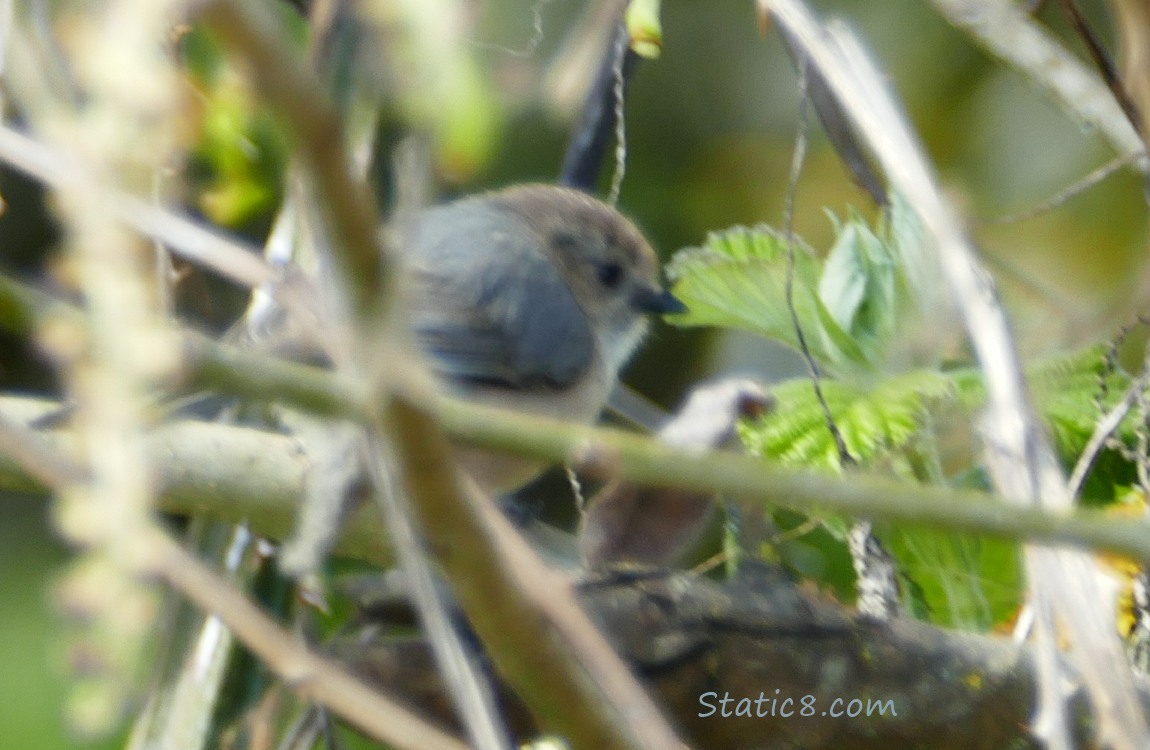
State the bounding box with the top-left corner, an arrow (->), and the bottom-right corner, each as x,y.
399,183 -> 685,492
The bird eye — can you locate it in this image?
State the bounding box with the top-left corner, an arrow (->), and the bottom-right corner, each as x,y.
597,262 -> 624,289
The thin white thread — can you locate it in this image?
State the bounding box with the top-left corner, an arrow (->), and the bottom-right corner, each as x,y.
566,466 -> 588,519
471,0 -> 556,58
607,26 -> 628,206
983,152 -> 1137,225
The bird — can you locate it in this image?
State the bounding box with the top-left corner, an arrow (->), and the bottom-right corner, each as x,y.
397,183 -> 685,492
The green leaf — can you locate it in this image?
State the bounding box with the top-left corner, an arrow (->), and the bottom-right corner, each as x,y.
737,365 -> 1004,628
884,527 -> 1021,630
818,210 -> 900,361
950,344 -> 1138,492
667,201 -> 935,375
738,366 -> 1022,629
192,72 -> 286,227
739,369 -> 956,472
667,226 -> 870,372
885,191 -> 936,307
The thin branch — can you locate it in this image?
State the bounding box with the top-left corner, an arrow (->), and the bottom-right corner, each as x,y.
147,530 -> 469,750
1068,371 -> 1148,498
1057,0 -> 1142,137
781,57 -> 854,467
606,22 -> 629,206
559,6 -> 640,192
982,152 -> 1139,225
7,382 -> 1150,564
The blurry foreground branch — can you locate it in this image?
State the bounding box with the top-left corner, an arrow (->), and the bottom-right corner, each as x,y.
3,374 -> 1150,563
4,391 -> 1150,749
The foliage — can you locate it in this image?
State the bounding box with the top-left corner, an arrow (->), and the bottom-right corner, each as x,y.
667,200 -> 1139,629
181,27 -> 288,228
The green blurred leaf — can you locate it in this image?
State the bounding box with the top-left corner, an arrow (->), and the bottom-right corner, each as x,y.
360,3 -> 503,181
177,24 -> 291,229
818,209 -> 900,360
626,0 -> 663,59
950,343 -> 1137,490
430,59 -> 502,180
884,527 -> 1021,630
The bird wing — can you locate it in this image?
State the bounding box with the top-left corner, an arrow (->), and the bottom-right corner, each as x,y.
402,203 -> 596,390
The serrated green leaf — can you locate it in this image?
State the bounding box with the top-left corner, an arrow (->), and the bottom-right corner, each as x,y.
950,344 -> 1138,494
667,201 -> 937,375
740,369 -> 956,472
737,365 -> 1023,628
667,226 -> 870,372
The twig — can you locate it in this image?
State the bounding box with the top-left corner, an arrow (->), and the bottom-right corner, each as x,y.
781,57 -> 853,467
559,8 -> 640,192
471,0 -> 556,58
1057,0 -> 1142,137
982,152 -> 1138,225
780,56 -> 892,618
1068,371 -> 1148,498
8,383 -> 1150,564
148,529 -> 469,750
606,22 -> 629,206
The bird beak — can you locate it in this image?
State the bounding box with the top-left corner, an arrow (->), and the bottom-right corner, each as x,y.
631,284 -> 688,314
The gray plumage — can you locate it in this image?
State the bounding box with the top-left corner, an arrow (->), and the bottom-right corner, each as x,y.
402,197 -> 596,389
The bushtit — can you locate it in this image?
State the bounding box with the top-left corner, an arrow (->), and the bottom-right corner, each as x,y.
399,183 -> 685,492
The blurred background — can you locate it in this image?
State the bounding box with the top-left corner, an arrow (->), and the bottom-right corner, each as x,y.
1,0 -> 1145,746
